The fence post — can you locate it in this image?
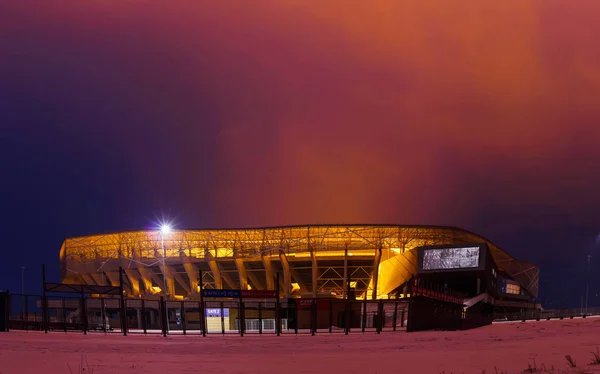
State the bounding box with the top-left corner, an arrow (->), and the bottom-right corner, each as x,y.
100,298 -> 107,333
258,302 -> 263,335
310,299 -> 316,336
160,296 -> 167,337
275,272 -> 281,336
220,301 -> 225,336
345,271 -> 352,335
344,300 -> 350,335
181,301 -> 187,336
200,300 -> 206,337
119,267 -> 127,336
23,294 -> 29,331
406,299 -> 414,332
42,264 -> 48,334
141,299 -> 147,335
198,269 -> 205,337
377,299 -> 383,334
361,301 -> 367,333
21,294 -> 25,331
392,300 -> 398,332
401,308 -> 405,328
62,298 -> 67,332
81,291 -> 88,335
239,298 -> 245,337
328,300 -> 333,334
293,301 -> 298,335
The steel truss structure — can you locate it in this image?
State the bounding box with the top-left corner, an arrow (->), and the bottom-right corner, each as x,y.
60,225 -> 539,300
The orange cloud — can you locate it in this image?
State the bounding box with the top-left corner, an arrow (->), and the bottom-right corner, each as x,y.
9,0 -> 598,228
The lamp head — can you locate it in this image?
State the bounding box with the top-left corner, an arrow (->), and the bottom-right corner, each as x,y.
160,223 -> 171,235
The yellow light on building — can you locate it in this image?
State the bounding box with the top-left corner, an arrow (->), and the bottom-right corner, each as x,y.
291,283 -> 300,292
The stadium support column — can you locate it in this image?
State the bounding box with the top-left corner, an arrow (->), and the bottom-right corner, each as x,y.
371,246 -> 382,300
124,269 -> 141,297
158,265 -> 177,298
137,267 -> 154,295
235,258 -> 248,290
90,273 -> 106,286
166,265 -> 191,296
183,262 -> 199,296
80,273 -> 96,286
262,256 -> 275,290
207,252 -> 223,289
310,248 -> 318,298
247,272 -> 265,290
279,251 -> 291,298
343,246 -> 348,299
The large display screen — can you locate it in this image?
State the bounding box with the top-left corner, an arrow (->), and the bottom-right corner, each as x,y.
422,246 -> 480,270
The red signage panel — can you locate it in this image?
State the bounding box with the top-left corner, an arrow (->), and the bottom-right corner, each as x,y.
240,290 -> 278,299
297,298 -> 331,310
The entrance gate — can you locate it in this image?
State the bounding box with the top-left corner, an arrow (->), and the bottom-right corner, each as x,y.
42,265 -> 125,335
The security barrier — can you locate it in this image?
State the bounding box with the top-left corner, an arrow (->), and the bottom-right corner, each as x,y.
5,293 -> 409,336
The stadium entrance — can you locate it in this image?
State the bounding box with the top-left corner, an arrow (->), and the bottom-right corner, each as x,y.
406,243 -> 538,331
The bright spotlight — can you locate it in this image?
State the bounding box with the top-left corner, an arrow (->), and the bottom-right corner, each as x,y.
160,223 -> 171,234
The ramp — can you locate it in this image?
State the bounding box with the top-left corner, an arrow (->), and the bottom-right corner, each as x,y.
463,293 -> 492,309
373,250 -> 418,297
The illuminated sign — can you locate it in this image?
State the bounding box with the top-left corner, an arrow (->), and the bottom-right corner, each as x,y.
500,278 -> 521,295
201,289 -> 277,298
205,308 -> 229,317
505,283 -> 521,295
422,247 -> 480,270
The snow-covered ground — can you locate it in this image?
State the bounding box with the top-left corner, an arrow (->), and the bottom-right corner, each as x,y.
1,317 -> 600,374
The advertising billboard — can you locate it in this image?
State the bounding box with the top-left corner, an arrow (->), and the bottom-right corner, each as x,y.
422,246 -> 481,270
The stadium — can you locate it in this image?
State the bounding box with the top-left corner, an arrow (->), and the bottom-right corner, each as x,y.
60,224 -> 539,304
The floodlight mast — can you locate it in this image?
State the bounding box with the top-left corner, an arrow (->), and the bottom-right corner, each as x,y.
160,223 -> 171,333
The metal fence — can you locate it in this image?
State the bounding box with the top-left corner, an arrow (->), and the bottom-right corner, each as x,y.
5,294 -> 409,336
493,307 -> 600,322
11,293 -> 594,335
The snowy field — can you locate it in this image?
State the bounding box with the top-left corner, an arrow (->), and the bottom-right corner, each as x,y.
1,317 -> 600,374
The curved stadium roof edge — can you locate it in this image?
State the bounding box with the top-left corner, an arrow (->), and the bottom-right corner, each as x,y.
60,224 -> 540,298
61,223 -> 533,265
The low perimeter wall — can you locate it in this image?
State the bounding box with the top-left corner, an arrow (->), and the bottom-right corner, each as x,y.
407,296 -> 493,332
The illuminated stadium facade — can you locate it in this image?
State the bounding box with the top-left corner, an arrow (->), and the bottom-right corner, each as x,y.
60,225 -> 539,303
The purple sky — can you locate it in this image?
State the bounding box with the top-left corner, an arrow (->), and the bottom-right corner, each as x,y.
1,0 -> 599,307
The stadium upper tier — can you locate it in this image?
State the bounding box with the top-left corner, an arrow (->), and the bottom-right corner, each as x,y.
60,225 -> 539,300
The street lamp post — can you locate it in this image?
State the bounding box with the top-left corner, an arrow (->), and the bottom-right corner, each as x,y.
160,224 -> 171,333
585,254 -> 591,315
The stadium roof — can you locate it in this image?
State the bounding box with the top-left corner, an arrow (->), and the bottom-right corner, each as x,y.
60,224 -> 539,298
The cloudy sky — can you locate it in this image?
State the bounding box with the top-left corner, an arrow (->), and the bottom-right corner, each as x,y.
1,0 -> 599,306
